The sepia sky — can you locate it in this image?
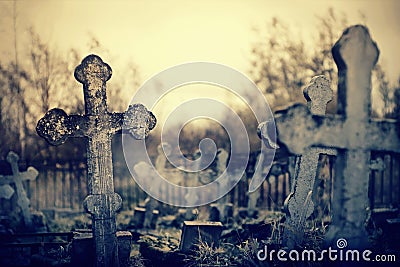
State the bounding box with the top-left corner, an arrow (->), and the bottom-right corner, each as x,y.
0,0 -> 399,83
0,0 -> 399,127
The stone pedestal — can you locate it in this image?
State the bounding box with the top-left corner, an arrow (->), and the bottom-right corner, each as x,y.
179,221 -> 223,252
71,231 -> 132,266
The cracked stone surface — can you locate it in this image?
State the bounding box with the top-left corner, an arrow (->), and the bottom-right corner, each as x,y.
280,75 -> 337,248
36,54 -> 156,267
259,25 -> 400,249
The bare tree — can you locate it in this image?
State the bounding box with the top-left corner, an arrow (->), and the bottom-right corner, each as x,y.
250,8 -> 348,112
384,78 -> 400,120
0,62 -> 29,158
0,28 -> 132,163
250,8 -> 398,119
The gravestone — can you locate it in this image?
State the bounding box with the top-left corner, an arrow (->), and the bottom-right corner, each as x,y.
0,151 -> 38,228
131,207 -> 159,229
260,25 -> 400,249
215,148 -> 229,202
208,204 -> 220,221
142,143 -> 169,228
179,221 -> 223,252
223,203 -> 234,223
246,192 -> 260,218
216,148 -> 228,176
116,231 -> 133,267
71,230 -> 132,267
71,233 -> 94,267
206,148 -> 234,223
133,143 -> 170,229
143,199 -> 159,229
247,151 -> 267,218
133,161 -> 156,197
208,203 -> 234,224
155,142 -> 171,177
281,76 -> 337,248
194,144 -> 215,186
37,55 -> 156,266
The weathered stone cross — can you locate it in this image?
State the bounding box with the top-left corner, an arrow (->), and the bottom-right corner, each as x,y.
279,76 -> 337,248
36,55 -> 156,266
0,151 -> 38,228
260,25 -> 400,249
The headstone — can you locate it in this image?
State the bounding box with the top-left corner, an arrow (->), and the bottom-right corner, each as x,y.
282,76 -> 337,248
116,231 -> 132,267
179,221 -> 223,252
143,198 -> 159,229
155,142 -> 171,178
31,210 -> 48,232
247,152 -> 265,218
194,146 -> 214,185
216,148 -> 228,176
215,148 -> 230,204
208,203 -> 234,224
208,204 -> 220,221
141,143 -> 169,228
133,162 -> 157,198
36,55 -> 156,266
132,207 -> 159,229
237,207 -> 249,219
0,151 -> 38,228
71,233 -> 95,266
247,191 -> 259,218
183,208 -> 199,221
223,203 -> 234,223
260,25 -> 400,249
133,143 -> 170,225
71,228 -> 132,266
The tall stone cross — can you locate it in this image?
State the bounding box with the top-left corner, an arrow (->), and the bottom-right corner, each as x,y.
259,25 -> 400,249
0,151 -> 38,227
36,55 -> 156,266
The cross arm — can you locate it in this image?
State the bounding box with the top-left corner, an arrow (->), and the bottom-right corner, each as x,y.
36,108 -> 88,146
4,151 -> 39,180
0,167 -> 38,185
0,152 -> 38,183
20,167 -> 39,181
274,104 -> 400,154
37,104 -> 156,146
120,103 -> 157,139
0,176 -> 18,185
274,104 -> 344,155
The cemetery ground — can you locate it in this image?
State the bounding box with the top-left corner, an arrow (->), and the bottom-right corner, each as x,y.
0,199 -> 328,267
1,185 -> 399,267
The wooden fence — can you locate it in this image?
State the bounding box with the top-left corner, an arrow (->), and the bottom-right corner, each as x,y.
1,151 -> 399,216
370,151 -> 400,210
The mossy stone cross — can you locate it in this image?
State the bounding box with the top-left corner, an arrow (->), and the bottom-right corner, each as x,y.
37,55 -> 156,267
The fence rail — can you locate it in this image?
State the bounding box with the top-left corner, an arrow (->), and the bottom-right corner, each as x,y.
1,151 -> 399,216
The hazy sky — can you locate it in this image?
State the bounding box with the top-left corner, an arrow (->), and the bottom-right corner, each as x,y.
0,0 -> 399,85
0,0 -> 399,128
